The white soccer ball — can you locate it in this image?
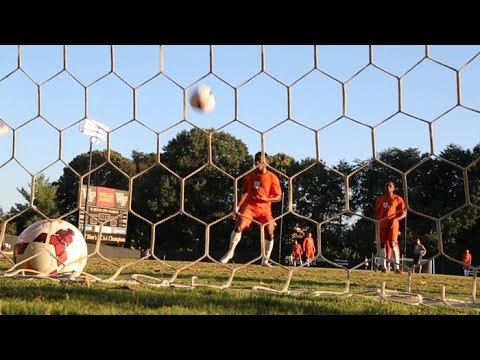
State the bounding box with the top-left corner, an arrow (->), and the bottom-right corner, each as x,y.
190,85 -> 215,113
13,219 -> 88,275
0,120 -> 8,136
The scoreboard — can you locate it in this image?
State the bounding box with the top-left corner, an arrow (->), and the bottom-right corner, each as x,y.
79,185 -> 129,244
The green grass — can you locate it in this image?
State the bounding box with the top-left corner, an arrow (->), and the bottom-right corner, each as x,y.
0,257 -> 478,315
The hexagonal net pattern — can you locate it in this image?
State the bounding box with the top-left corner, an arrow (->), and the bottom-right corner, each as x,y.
1,45 -> 480,309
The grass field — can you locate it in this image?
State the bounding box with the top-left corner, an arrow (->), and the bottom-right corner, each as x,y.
0,257 -> 479,315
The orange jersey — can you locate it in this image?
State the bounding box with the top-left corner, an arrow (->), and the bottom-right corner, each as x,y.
303,236 -> 316,258
241,169 -> 282,214
374,194 -> 406,229
292,243 -> 303,258
462,253 -> 472,269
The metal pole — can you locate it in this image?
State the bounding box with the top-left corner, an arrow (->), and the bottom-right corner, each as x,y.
278,192 -> 285,263
83,140 -> 93,240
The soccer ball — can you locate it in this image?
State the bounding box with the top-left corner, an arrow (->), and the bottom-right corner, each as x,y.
13,219 -> 88,275
0,119 -> 8,136
189,85 -> 215,112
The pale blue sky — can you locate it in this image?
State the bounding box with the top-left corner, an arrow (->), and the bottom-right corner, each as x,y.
1,45 -> 480,211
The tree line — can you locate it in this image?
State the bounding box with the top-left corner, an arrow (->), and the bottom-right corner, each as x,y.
2,128 -> 480,272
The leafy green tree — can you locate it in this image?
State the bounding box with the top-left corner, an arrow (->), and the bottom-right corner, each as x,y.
434,144 -> 480,254
54,150 -> 135,223
9,174 -> 59,233
125,151 -> 164,250
131,128 -> 251,256
269,153 -> 296,176
0,207 -> 16,235
131,150 -> 157,173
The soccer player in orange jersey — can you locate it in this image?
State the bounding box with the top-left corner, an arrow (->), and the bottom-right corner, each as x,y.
462,249 -> 472,276
374,181 -> 407,274
220,152 -> 282,267
302,232 -> 316,267
291,240 -> 303,267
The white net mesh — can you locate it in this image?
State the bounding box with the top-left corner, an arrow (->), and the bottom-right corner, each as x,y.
1,45 -> 480,309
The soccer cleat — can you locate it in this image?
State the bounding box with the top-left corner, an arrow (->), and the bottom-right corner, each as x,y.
394,269 -> 403,275
261,260 -> 273,267
219,252 -> 233,264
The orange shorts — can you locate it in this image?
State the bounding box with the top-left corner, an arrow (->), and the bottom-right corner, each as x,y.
238,204 -> 276,230
379,225 -> 399,245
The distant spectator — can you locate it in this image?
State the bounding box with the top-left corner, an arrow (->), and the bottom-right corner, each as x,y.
302,232 -> 316,267
462,249 -> 472,276
291,240 -> 303,267
412,238 -> 427,273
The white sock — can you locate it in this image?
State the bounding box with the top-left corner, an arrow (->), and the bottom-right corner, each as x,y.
264,239 -> 274,260
227,231 -> 241,254
393,246 -> 400,270
380,248 -> 387,269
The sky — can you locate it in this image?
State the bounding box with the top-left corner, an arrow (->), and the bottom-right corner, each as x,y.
0,45 -> 480,212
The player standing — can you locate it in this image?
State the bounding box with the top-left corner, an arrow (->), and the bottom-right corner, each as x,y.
374,180 -> 407,274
